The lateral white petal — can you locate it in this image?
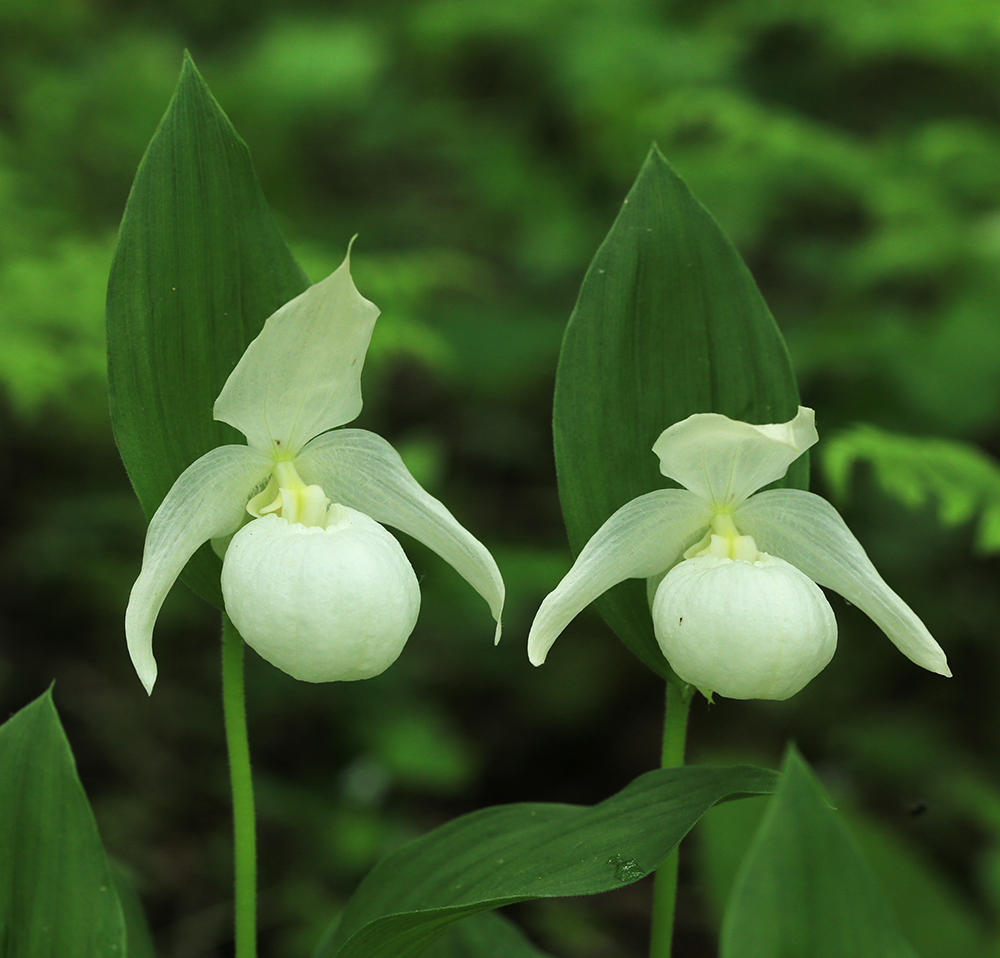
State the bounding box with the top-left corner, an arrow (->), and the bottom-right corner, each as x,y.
296,429 -> 504,641
652,406 -> 818,507
125,445 -> 272,694
526,489 -> 713,665
735,489 -> 951,676
214,249 -> 379,455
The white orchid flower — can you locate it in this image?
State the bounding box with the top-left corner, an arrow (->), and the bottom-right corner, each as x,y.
528,407 -> 949,700
126,249 -> 504,694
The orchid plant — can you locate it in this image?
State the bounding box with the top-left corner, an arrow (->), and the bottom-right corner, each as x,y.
0,60 -> 955,958
126,248 -> 504,693
529,406 -> 950,700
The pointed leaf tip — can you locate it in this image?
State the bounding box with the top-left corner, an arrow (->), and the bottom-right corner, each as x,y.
107,53 -> 309,605
0,693 -> 127,953
722,746 -> 919,958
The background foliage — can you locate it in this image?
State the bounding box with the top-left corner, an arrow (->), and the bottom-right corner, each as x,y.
1,0 -> 998,955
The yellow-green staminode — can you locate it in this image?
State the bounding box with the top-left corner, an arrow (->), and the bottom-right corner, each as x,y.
126,247 -> 504,694
527,407 -> 949,700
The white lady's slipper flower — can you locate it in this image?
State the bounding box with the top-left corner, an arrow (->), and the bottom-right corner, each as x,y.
126,249 -> 504,693
528,407 -> 949,700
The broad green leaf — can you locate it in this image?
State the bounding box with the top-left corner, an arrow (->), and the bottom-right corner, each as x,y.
107,52 -> 309,605
846,811 -> 986,958
319,764 -> 777,958
698,790 -> 985,958
423,910 -> 555,958
316,910 -> 553,958
553,145 -> 802,677
0,690 -> 126,956
721,747 -> 918,958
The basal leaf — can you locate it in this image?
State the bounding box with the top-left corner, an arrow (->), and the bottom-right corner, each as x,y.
107,52 -> 309,605
721,746 -> 918,958
320,764 -> 777,958
0,690 -> 126,957
553,145 -> 802,677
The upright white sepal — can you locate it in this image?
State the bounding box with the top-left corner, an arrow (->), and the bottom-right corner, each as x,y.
126,445 -> 272,693
214,246 -> 379,455
653,406 -> 817,507
297,428 -> 505,642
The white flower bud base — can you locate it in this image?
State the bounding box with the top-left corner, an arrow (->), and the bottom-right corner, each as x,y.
652,553 -> 837,700
222,508 -> 420,682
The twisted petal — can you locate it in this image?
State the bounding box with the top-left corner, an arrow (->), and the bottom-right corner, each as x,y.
296,429 -> 504,640
652,406 -> 817,508
527,489 -> 713,665
214,247 -> 379,455
126,445 -> 272,693
735,488 -> 951,676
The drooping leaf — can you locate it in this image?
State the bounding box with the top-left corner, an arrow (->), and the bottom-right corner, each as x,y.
553,145 -> 802,677
319,764 -> 777,958
721,746 -> 918,958
0,690 -> 126,956
107,52 -> 309,605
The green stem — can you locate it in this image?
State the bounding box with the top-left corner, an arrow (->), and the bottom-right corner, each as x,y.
648,680 -> 693,958
222,615 -> 257,958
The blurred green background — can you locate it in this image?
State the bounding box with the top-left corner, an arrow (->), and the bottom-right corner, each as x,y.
2,0 -> 999,955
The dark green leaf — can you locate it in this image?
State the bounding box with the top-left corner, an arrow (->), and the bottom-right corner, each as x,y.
320,764 -> 777,958
106,52 -> 309,605
0,689 -> 126,956
111,862 -> 157,958
721,746 -> 918,958
424,911 -> 555,958
553,145 -> 802,677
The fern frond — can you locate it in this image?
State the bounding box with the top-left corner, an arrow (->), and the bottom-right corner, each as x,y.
822,425 -> 1000,554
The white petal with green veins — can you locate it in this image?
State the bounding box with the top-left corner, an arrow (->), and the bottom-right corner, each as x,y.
125,445 -> 272,693
296,428 -> 505,641
213,248 -> 379,455
527,489 -> 713,666
735,488 -> 951,676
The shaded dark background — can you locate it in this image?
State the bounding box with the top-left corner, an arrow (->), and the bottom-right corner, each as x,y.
1,0 -> 997,955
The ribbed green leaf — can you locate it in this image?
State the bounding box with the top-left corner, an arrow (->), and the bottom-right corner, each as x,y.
553,146 -> 803,677
319,764 -> 777,958
721,747 -> 918,958
107,52 -> 309,605
0,690 -> 126,957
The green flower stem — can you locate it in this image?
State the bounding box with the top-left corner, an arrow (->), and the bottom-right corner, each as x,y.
648,680 -> 693,958
222,614 -> 257,958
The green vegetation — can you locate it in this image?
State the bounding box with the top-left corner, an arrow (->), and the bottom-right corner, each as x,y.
2,0 -> 999,954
